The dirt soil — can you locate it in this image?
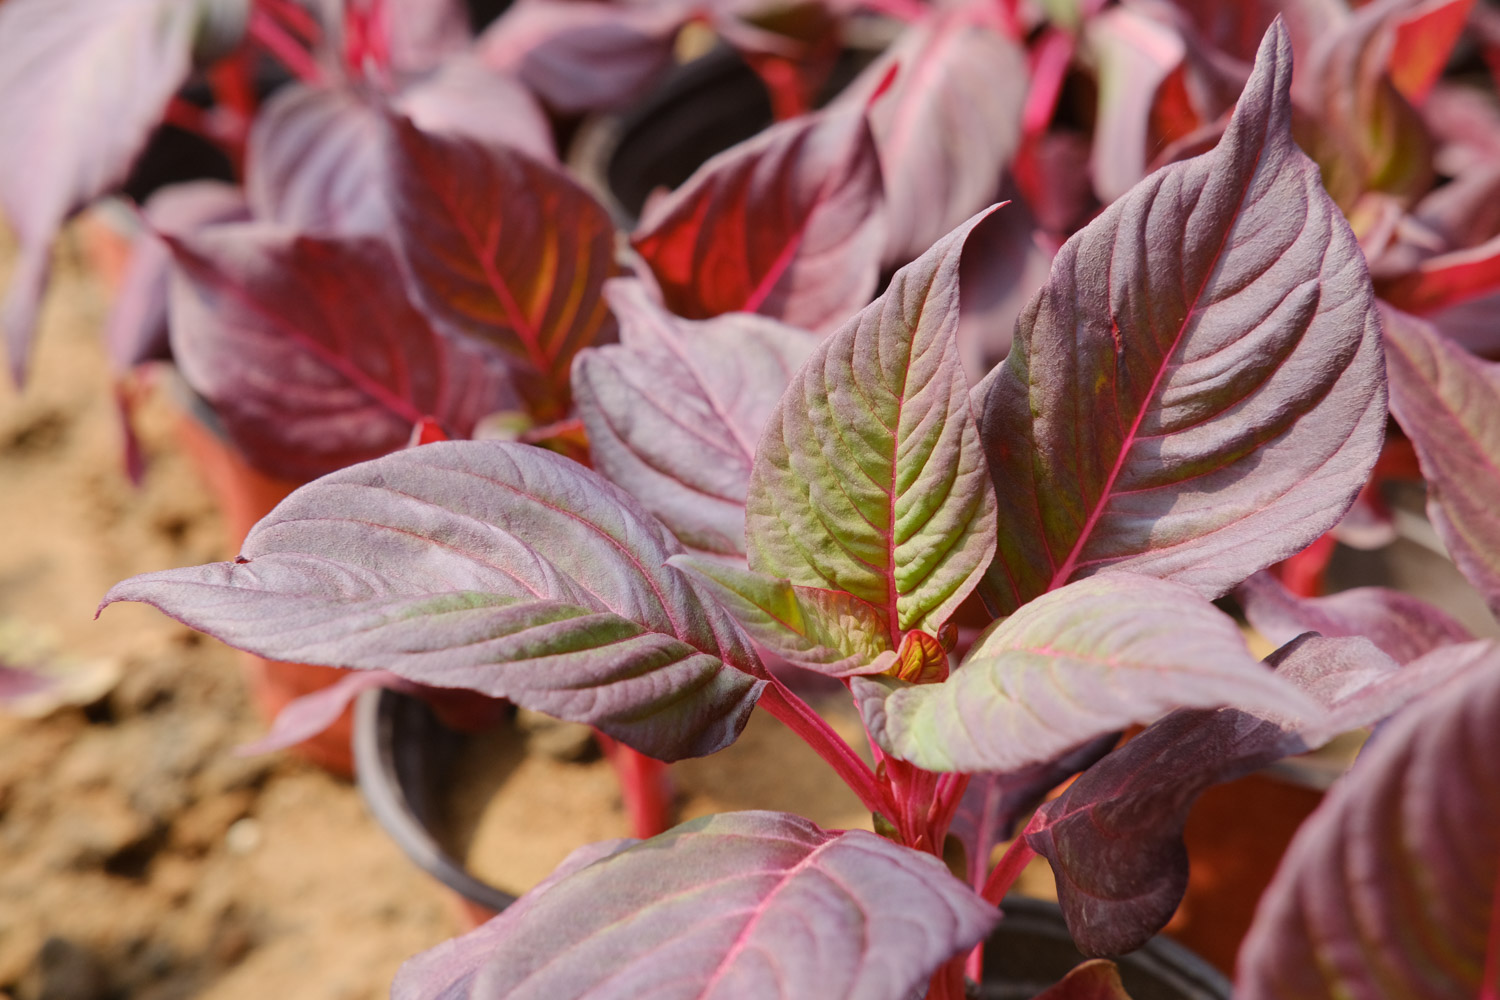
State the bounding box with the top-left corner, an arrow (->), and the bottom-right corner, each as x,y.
0,222 -> 457,1000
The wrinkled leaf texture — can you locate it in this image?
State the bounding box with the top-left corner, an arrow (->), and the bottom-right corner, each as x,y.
1236,643 -> 1500,999
746,210 -> 999,642
1027,634 -> 1496,956
632,104 -> 886,335
102,442 -> 766,761
573,280 -> 818,557
395,811 -> 997,1000
388,116 -> 617,417
853,572 -> 1320,774
0,0 -> 246,382
973,21 -> 1386,615
1382,305 -> 1500,618
168,227 -> 517,480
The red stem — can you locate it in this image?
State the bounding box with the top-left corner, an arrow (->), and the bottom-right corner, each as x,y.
1482,863 -> 1500,1000
595,733 -> 676,839
926,954 -> 968,1000
758,680 -> 892,818
249,8 -> 324,84
258,0 -> 322,44
979,818 -> 1039,907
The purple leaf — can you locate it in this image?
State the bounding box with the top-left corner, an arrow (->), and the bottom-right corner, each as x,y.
477,0 -> 685,114
246,84 -> 390,235
104,180 -> 248,374
972,22 -> 1387,615
1086,4 -> 1187,204
394,58 -> 556,163
101,442 -> 767,761
1237,569 -> 1473,664
853,572 -> 1321,775
1382,305 -> 1500,619
237,669 -> 411,758
247,72 -> 555,237
745,210 -> 999,639
837,8 -> 1026,268
631,104 -> 886,335
669,555 -> 893,675
0,0 -> 246,382
572,280 -> 818,557
167,227 -> 518,481
394,838 -> 639,1000
386,116 -> 618,416
1236,642 -> 1500,999
396,811 -> 997,1000
1025,633 -> 1493,956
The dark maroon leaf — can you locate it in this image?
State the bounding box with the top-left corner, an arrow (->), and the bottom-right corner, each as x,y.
104,181 -> 248,373
1026,634 -> 1493,956
1033,960 -> 1134,1000
946,733 -> 1118,890
1237,569 -> 1473,664
837,7 -> 1026,268
395,811 -> 997,1000
1236,642 -> 1500,999
631,104 -> 886,335
477,0 -> 686,114
572,279 -> 818,557
0,0 -> 247,382
973,22 -> 1386,615
102,442 -> 767,760
1382,305 -> 1500,617
387,117 -> 618,416
954,194 -> 1053,384
167,227 -> 518,480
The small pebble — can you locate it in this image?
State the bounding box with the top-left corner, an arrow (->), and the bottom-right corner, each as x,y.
224,818 -> 261,855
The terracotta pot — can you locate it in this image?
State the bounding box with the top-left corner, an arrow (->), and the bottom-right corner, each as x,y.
167,380 -> 358,776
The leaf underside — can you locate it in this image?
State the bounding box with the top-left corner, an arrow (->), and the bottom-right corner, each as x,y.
102,442 -> 766,761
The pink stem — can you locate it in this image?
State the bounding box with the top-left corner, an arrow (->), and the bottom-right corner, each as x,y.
1022,28 -> 1073,136
758,680 -> 892,818
249,8 -> 324,84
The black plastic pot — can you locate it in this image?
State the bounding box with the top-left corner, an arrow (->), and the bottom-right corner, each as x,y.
354,687 -> 517,918
568,37 -> 885,226
356,690 -> 1232,998
978,897 -> 1231,999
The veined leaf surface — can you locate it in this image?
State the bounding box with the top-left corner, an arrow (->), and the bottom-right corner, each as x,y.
1236,644 -> 1500,999
573,280 -> 817,557
1382,305 -> 1500,618
855,573 -> 1320,774
168,228 -> 517,481
102,443 -> 765,761
387,118 -> 617,416
395,812 -> 997,1000
972,22 -> 1386,614
631,105 -> 885,334
745,211 -> 999,641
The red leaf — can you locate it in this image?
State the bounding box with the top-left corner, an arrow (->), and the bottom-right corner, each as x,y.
631,105 -> 885,334
1389,0 -> 1474,104
386,116 -> 619,418
169,227 -> 518,480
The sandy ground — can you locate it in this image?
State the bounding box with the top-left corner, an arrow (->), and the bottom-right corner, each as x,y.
0,221 -> 456,1000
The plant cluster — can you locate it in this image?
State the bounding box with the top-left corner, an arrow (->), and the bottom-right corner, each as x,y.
4,0 -> 1500,997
